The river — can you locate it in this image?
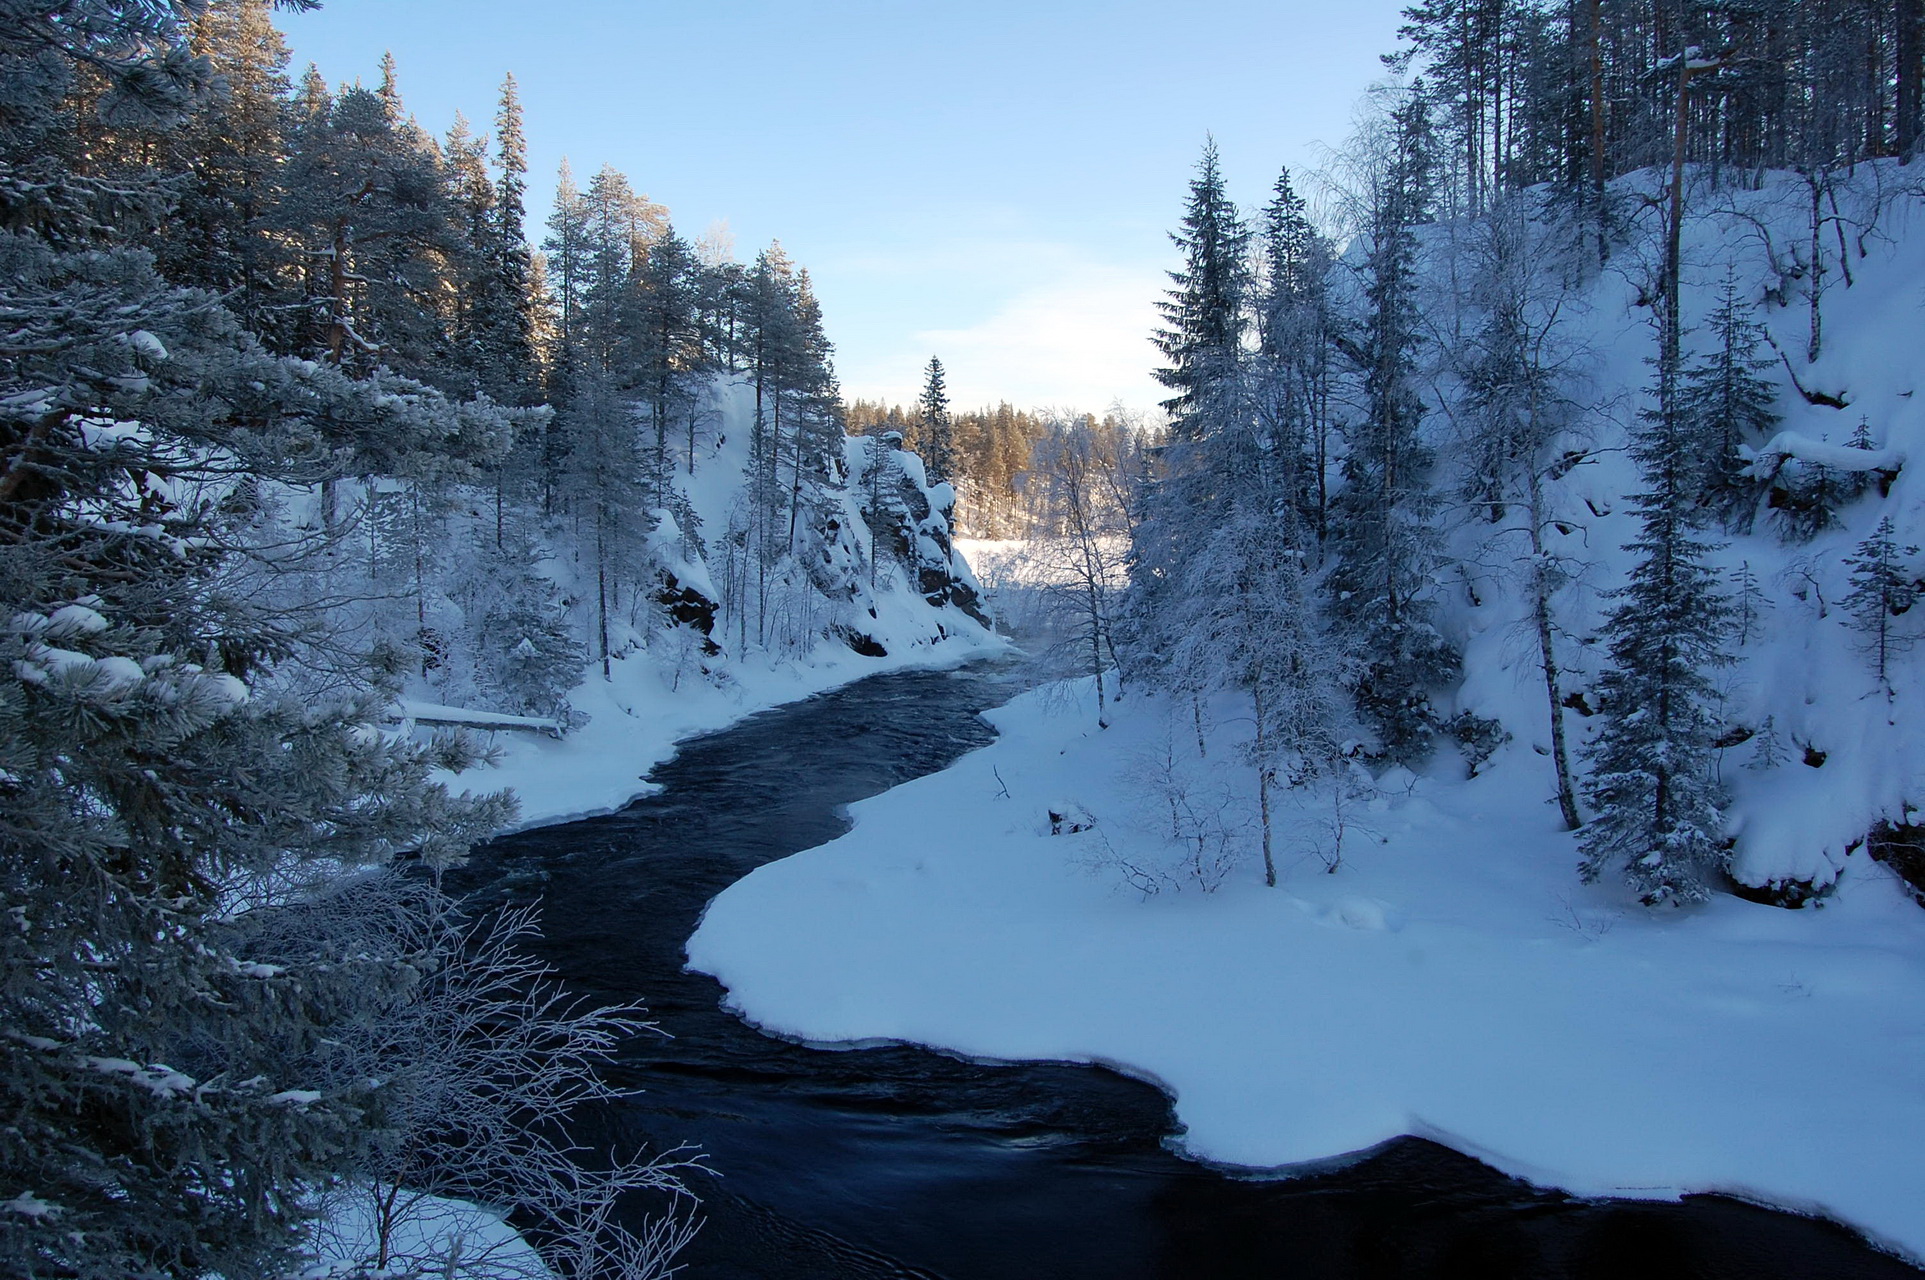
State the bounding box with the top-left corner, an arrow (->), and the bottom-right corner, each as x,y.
452,660 -> 1921,1279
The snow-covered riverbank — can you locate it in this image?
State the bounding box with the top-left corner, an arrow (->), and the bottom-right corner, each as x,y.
688,677 -> 1925,1263
447,629 -> 1009,832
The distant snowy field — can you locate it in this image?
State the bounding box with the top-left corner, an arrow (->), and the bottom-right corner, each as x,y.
689,679 -> 1925,1262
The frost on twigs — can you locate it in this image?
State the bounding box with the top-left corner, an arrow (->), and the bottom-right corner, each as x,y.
240,875 -> 705,1280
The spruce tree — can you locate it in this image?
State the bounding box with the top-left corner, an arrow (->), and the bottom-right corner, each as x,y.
1253,164 -> 1330,539
1677,274 -> 1779,530
1325,85 -> 1462,764
0,10 -> 518,1275
1456,194 -> 1583,825
1161,512 -> 1350,885
560,371 -> 654,679
1842,516 -> 1919,695
1152,138 -> 1249,443
1126,140 -> 1250,685
1579,379 -> 1736,906
916,356 -> 956,486
486,73 -> 539,402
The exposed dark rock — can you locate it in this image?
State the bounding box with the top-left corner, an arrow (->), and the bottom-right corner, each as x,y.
1868,821 -> 1925,906
1727,873 -> 1834,909
654,571 -> 722,656
832,624 -> 887,658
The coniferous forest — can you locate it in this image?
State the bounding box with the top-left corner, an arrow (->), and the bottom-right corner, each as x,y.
14,1 -> 1925,1278
1,2 -> 989,1276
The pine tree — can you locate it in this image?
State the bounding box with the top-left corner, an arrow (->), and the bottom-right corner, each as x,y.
1126,140 -> 1251,686
916,355 -> 955,486
1842,516 -> 1919,694
441,110 -> 498,396
1579,377 -> 1736,906
781,267 -> 853,559
1152,138 -> 1249,443
631,225 -> 705,486
157,0 -> 296,345
0,11 -> 519,1275
1677,274 -> 1779,530
542,158 -> 589,387
1326,84 -> 1462,764
276,75 -> 460,381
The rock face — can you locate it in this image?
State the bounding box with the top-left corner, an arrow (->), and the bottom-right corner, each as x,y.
849,433 -> 994,635
1867,821 -> 1925,906
654,571 -> 721,656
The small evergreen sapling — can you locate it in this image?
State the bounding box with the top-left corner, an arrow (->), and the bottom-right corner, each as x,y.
1730,560 -> 1770,646
1841,515 -> 1919,694
1675,274 -> 1779,530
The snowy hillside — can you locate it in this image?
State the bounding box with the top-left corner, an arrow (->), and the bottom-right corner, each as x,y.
688,163 -> 1925,1261
1431,164 -> 1925,897
435,374 -> 999,828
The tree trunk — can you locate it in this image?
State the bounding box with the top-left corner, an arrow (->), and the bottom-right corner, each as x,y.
1663,52 -> 1693,403
596,501 -> 611,680
1900,0 -> 1924,159
1255,686 -> 1276,887
1527,467 -> 1582,830
1806,170 -> 1826,363
1586,0 -> 1607,260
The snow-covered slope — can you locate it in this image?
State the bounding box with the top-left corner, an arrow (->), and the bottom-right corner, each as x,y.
444,375 -> 1001,829
687,166 -> 1925,1259
1432,165 -> 1925,895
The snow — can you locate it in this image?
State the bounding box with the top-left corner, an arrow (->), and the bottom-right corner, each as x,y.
44,604 -> 109,637
461,626 -> 1005,831
123,329 -> 168,361
448,377 -> 1005,830
83,1056 -> 196,1097
397,700 -> 562,733
1749,431 -> 1904,473
89,655 -> 145,692
691,166 -> 1925,1262
307,1185 -> 550,1280
2,1193 -> 59,1220
689,679 -> 1925,1261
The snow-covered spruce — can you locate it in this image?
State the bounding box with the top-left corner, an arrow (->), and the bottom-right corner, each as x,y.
695,155 -> 1925,1262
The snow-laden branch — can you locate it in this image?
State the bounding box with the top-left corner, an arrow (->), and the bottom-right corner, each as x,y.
1745,432 -> 1904,475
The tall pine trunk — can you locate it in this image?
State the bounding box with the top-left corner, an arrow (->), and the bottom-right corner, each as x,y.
1527,465 -> 1581,829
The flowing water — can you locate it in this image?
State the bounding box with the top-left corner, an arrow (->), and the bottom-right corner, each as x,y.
452,660 -> 1921,1280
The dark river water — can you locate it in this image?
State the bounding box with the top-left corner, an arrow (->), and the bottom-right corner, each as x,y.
452,660 -> 1922,1280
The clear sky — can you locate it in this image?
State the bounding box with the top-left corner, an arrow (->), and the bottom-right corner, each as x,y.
280,0 -> 1408,412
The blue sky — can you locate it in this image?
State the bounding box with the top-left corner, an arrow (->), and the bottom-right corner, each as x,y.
281,0 -> 1407,411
